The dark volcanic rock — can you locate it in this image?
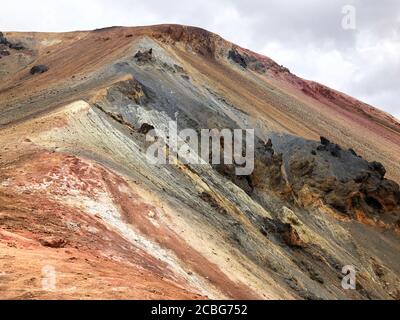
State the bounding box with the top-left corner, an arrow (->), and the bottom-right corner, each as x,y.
269,133 -> 400,227
320,136 -> 330,146
0,32 -> 25,50
138,123 -> 155,135
228,49 -> 267,73
9,42 -> 24,50
134,48 -> 153,63
0,32 -> 9,45
228,49 -> 247,68
30,65 -> 49,75
369,161 -> 386,178
317,136 -> 342,158
330,144 -> 341,158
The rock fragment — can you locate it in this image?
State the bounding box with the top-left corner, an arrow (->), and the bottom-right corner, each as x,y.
30,65 -> 49,75
138,123 -> 155,135
39,237 -> 68,248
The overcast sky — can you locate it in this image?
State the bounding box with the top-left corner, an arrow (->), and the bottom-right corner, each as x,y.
1,0 -> 399,118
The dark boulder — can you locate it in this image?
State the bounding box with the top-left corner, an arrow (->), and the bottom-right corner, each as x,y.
30,65 -> 49,75
9,42 -> 24,50
138,123 -> 155,135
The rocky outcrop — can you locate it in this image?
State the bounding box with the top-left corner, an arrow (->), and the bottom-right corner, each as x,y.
0,32 -> 10,46
134,48 -> 153,63
228,49 -> 247,68
30,65 -> 49,75
213,137 -> 286,196
316,137 -> 344,158
269,134 -> 400,228
248,138 -> 288,195
228,47 -> 267,73
39,236 -> 68,248
153,25 -> 218,58
261,207 -> 311,248
138,123 -> 155,135
262,216 -> 307,248
9,42 -> 25,50
0,32 -> 24,50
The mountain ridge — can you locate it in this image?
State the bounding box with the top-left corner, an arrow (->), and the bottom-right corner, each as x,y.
0,24 -> 399,300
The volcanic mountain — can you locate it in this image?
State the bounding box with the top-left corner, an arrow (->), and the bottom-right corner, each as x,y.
0,25 -> 399,300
